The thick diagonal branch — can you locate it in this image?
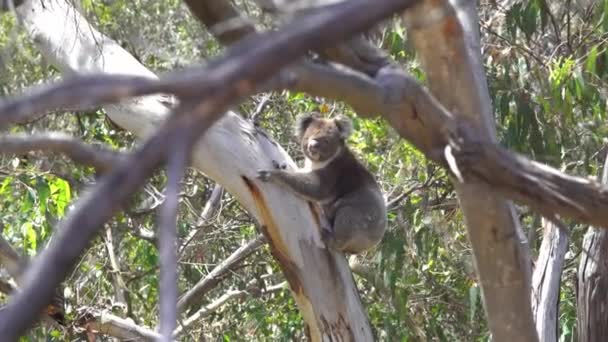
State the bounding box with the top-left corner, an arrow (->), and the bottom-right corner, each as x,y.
0,133 -> 124,173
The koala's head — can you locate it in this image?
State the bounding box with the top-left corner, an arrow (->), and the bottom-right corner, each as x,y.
295,112 -> 353,162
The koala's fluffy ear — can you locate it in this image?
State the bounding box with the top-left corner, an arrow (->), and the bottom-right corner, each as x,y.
295,112 -> 320,138
334,115 -> 353,139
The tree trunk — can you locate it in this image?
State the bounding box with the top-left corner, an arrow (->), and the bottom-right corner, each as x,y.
15,0 -> 373,340
577,154 -> 608,342
403,1 -> 538,340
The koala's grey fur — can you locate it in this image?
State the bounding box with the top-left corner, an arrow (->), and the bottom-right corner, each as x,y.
257,112 -> 387,254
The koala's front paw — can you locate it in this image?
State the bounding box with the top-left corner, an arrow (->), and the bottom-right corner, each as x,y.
257,170 -> 273,182
271,160 -> 287,170
320,226 -> 334,244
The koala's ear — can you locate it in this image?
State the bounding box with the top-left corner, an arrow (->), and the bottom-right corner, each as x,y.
294,112 -> 319,138
334,115 -> 353,139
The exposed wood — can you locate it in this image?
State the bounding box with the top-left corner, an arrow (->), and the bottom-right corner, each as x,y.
75,308 -> 160,341
531,219 -> 569,342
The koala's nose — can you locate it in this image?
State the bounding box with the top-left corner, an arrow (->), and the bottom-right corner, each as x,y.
307,140 -> 320,155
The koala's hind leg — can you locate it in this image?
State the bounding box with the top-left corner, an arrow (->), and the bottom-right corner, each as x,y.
329,205 -> 386,254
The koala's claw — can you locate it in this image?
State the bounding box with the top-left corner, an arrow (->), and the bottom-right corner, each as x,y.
320,226 -> 333,243
271,160 -> 287,170
257,170 -> 272,182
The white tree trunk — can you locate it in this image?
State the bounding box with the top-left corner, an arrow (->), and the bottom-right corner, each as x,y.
15,0 -> 372,340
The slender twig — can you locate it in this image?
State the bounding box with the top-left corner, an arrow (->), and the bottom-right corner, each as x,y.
103,226 -> 128,311
177,235 -> 264,314
179,184 -> 224,253
250,94 -> 271,124
173,281 -> 286,337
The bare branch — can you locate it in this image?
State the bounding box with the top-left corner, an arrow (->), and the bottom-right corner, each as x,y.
177,235 -> 265,314
75,307 -> 160,341
0,133 -> 124,173
103,226 -> 128,312
179,184 -> 225,253
173,281 -> 287,337
250,94 -> 271,124
0,75 -> 158,128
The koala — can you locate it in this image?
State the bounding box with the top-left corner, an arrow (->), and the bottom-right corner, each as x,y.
257,112 -> 387,254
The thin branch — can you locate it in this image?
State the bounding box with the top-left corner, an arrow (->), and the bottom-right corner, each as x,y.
0,133 -> 124,173
103,226 -> 128,312
250,94 -> 271,124
173,281 -> 286,337
75,307 -> 160,341
177,235 -> 265,314
179,184 -> 224,253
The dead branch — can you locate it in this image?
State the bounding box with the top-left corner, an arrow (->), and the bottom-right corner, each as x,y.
103,226 -> 128,312
0,133 -> 124,173
173,281 -> 287,337
75,307 -> 160,341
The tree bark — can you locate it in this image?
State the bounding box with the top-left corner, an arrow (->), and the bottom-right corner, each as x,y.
577,153 -> 608,342
15,0 -> 374,340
